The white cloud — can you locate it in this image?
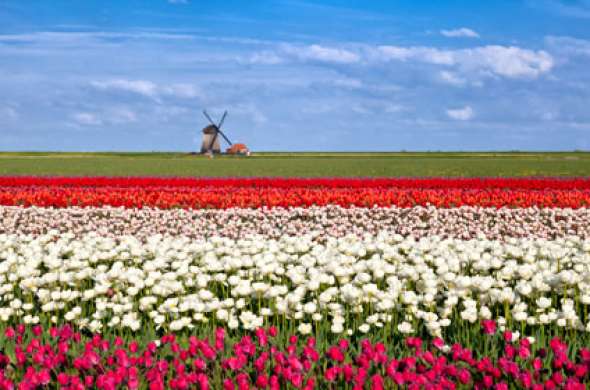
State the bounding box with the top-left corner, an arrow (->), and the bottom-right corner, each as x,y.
91,79 -> 158,98
302,44 -> 360,63
376,45 -> 553,78
460,46 -> 554,78
439,71 -> 466,86
72,112 -> 102,126
376,46 -> 455,64
162,83 -> 202,98
446,106 -> 474,121
91,79 -> 201,100
441,28 -> 480,38
71,108 -> 137,127
545,36 -> 590,56
249,52 -> 284,65
251,44 -> 360,64
252,43 -> 553,79
384,104 -> 405,113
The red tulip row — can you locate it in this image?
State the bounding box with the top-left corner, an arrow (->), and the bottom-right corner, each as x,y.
1,177 -> 590,190
0,323 -> 589,390
0,186 -> 589,209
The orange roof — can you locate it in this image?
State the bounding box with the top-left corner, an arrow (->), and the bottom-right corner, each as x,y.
227,144 -> 248,151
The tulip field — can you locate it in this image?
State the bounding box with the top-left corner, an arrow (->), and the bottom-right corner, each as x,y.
1,175 -> 590,389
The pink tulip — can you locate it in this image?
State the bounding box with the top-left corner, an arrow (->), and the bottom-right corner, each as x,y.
551,371 -> 563,385
392,372 -> 405,385
338,339 -> 349,351
32,326 -> 43,337
370,374 -> 384,390
269,375 -> 280,390
223,379 -> 235,390
303,376 -> 315,390
4,327 -> 15,339
518,345 -> 531,360
193,358 -> 206,372
197,373 -> 209,390
236,373 -> 250,390
343,364 -> 354,382
327,346 -> 344,362
481,320 -> 497,335
255,328 -> 268,348
324,367 -> 338,382
457,368 -> 471,384
57,373 -> 69,385
16,324 -> 25,335
532,357 -> 542,371
431,338 -> 444,350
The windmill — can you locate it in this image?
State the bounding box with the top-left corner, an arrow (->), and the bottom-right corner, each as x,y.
200,110 -> 249,155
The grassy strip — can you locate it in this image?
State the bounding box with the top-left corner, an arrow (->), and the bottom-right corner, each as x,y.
0,152 -> 589,177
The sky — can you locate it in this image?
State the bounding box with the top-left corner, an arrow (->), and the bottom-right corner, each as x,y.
1,0 -> 590,151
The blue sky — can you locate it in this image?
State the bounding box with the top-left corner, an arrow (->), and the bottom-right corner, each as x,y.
1,0 -> 590,151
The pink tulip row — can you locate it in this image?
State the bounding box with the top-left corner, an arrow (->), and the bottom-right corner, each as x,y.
1,323 -> 589,390
1,205 -> 589,241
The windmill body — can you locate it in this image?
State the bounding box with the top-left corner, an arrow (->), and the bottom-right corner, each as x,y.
200,124 -> 221,154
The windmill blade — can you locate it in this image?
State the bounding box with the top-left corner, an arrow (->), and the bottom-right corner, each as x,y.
217,129 -> 233,146
217,111 -> 227,129
203,110 -> 216,126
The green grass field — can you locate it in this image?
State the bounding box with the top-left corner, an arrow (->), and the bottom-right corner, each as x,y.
0,152 -> 589,177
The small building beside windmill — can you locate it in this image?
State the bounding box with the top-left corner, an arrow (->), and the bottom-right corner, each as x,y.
226,143 -> 250,155
200,124 -> 221,154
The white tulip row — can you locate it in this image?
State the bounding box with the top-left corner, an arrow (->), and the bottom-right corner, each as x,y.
1,232 -> 590,337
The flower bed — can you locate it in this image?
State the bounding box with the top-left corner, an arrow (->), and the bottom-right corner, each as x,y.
1,177 -> 590,209
1,233 -> 589,339
1,187 -> 589,209
2,176 -> 590,189
0,324 -> 589,389
1,176 -> 590,387
2,205 -> 589,240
